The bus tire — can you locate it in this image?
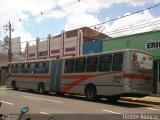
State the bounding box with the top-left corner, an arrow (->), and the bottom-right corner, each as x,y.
38,83 -> 45,94
12,81 -> 18,90
85,86 -> 96,101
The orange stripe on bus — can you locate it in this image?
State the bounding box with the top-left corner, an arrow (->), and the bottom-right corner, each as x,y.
11,74 -> 50,79
123,74 -> 153,81
60,71 -> 123,93
61,71 -> 122,80
61,72 -> 153,93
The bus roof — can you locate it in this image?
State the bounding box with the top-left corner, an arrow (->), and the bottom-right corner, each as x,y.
60,49 -> 152,60
8,58 -> 56,64
8,49 -> 151,64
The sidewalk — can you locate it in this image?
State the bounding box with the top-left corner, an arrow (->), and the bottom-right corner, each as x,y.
120,95 -> 160,105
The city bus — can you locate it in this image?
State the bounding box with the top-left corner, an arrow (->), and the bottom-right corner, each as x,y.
6,49 -> 153,102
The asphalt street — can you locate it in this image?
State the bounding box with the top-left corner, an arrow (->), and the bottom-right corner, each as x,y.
0,86 -> 160,120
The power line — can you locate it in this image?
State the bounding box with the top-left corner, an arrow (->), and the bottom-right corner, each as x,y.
9,19 -> 160,48
90,2 -> 160,28
106,19 -> 160,36
17,0 -> 81,23
3,2 -> 160,53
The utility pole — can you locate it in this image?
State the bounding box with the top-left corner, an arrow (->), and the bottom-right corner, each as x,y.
3,21 -> 14,62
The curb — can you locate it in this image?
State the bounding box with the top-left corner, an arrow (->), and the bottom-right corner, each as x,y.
120,98 -> 160,105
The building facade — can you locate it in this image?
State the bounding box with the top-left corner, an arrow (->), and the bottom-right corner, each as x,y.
26,27 -> 110,60
0,37 -> 25,65
102,30 -> 160,94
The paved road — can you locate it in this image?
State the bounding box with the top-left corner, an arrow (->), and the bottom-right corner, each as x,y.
0,86 -> 160,120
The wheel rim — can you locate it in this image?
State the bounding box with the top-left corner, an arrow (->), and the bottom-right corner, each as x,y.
12,82 -> 16,90
39,84 -> 45,94
86,87 -> 96,101
87,91 -> 94,100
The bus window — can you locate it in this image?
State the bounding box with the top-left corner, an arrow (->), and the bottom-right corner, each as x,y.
39,62 -> 45,68
18,64 -> 24,73
36,63 -> 39,68
30,62 -> 36,73
27,63 -> 31,68
44,62 -> 49,73
112,54 -> 123,71
75,58 -> 86,73
23,63 -> 29,73
31,62 -> 36,68
98,55 -> 112,72
10,64 -> 14,73
12,64 -> 18,73
86,56 -> 98,72
36,62 -> 47,74
64,59 -> 75,73
45,61 -> 49,68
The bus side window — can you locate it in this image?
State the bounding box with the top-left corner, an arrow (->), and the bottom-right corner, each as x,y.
75,58 -> 86,73
30,62 -> 36,73
10,64 -> 14,73
8,65 -> 11,73
24,63 -> 28,73
112,54 -> 123,71
37,62 -> 46,74
35,62 -> 39,74
64,59 -> 75,73
45,62 -> 49,73
25,63 -> 32,73
18,64 -> 24,73
13,64 -> 18,73
98,55 -> 112,72
86,56 -> 98,72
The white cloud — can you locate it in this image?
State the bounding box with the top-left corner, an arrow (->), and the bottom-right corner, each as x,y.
64,12 -> 100,31
0,0 -> 59,41
0,0 -> 160,49
63,0 -> 160,32
103,10 -> 160,37
129,0 -> 160,6
35,10 -> 67,23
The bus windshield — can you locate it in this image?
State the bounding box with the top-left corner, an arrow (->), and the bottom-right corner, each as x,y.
131,52 -> 152,69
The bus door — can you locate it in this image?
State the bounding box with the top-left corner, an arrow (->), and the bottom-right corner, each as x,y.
50,60 -> 63,92
130,52 -> 153,90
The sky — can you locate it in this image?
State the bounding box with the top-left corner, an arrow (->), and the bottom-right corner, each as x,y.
0,0 -> 160,49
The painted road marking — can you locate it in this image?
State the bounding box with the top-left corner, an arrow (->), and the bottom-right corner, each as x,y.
0,86 -> 7,88
22,95 -> 63,103
1,101 -> 14,106
0,88 -> 7,90
40,112 -> 49,115
147,108 -> 160,111
102,109 -> 121,114
0,92 -> 6,94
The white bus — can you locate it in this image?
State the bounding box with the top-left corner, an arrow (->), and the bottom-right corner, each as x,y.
6,49 -> 153,102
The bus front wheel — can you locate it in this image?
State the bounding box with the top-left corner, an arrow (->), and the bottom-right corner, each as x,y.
85,86 -> 96,101
38,83 -> 45,94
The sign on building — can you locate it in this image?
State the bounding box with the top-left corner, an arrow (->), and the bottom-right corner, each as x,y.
146,40 -> 160,50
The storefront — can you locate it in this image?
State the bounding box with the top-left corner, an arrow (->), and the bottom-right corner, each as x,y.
102,30 -> 160,94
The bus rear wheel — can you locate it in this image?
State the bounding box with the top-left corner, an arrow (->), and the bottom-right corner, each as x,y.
38,83 -> 45,94
85,86 -> 96,101
12,81 -> 18,90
